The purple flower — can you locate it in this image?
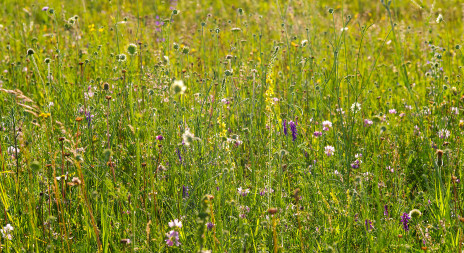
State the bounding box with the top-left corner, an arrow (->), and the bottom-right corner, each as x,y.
165,230 -> 180,246
364,119 -> 373,127
182,185 -> 189,199
282,119 -> 288,136
156,135 -> 164,141
384,205 -> 388,217
176,147 -> 182,163
206,222 -> 215,230
85,111 -> 94,127
400,212 -> 411,231
365,219 -> 373,231
42,6 -> 49,11
313,131 -> 322,137
289,121 -> 297,141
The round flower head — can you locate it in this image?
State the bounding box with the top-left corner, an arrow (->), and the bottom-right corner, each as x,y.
324,145 -> 335,156
27,48 -> 35,56
127,43 -> 137,55
118,54 -> 127,62
182,129 -> 195,146
409,209 -> 422,219
171,80 -> 187,95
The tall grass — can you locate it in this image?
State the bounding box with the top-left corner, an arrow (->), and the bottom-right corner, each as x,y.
0,0 -> 463,251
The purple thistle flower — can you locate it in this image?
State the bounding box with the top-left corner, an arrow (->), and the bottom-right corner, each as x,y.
313,131 -> 323,137
282,119 -> 288,136
384,205 -> 388,217
156,135 -> 164,141
400,212 -> 411,231
42,6 -> 49,11
289,121 -> 297,141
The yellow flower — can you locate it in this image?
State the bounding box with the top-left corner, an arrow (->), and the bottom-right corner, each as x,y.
39,113 -> 51,119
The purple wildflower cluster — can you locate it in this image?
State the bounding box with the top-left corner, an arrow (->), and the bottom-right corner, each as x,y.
400,213 -> 411,231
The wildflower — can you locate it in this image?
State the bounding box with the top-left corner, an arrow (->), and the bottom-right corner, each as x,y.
171,80 -> 187,94
282,119 -> 288,136
389,109 -> 397,114
313,131 -> 322,137
0,224 -> 13,240
400,212 -> 411,231
365,219 -> 373,231
438,129 -> 450,139
384,205 -> 388,217
7,146 -> 19,157
409,209 -> 422,219
165,230 -> 180,246
206,222 -> 215,230
239,205 -> 250,218
156,135 -> 164,141
289,121 -> 297,141
182,185 -> 189,199
322,120 -> 332,131
301,40 -> 308,47
386,166 -> 394,173
176,147 -> 182,163
324,145 -> 335,156
351,102 -> 361,113
341,27 -> 348,32
351,160 -> 361,169
168,219 -> 183,228
237,187 -> 250,196
127,43 -> 137,55
42,6 -> 49,11
436,14 -> 444,23
118,54 -> 127,62
451,107 -> 459,115
182,129 -> 196,146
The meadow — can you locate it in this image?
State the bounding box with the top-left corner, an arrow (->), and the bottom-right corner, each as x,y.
0,0 -> 463,251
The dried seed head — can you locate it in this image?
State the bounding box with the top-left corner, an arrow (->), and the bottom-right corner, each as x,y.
120,239 -> 131,245
398,234 -> 403,238
72,177 -> 81,185
59,137 -> 65,141
267,208 -> 278,214
76,117 -> 83,122
105,95 -> 112,100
